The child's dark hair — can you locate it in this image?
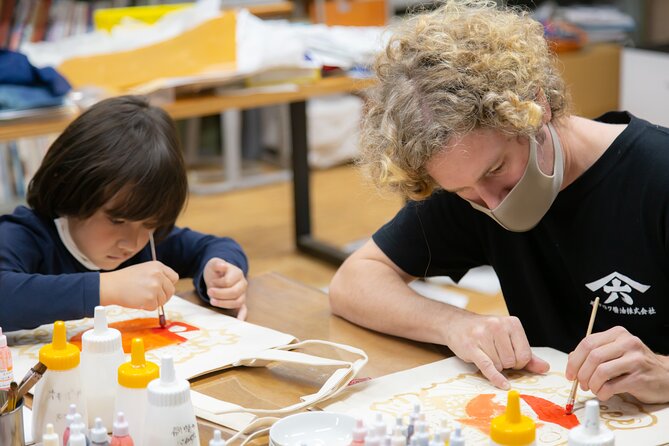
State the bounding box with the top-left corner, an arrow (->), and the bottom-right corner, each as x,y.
27,95 -> 188,240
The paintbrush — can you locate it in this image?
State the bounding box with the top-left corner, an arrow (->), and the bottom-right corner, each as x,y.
1,381 -> 18,414
149,233 -> 167,328
565,296 -> 600,414
16,361 -> 47,402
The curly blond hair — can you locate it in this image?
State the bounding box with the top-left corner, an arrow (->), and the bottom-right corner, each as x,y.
359,0 -> 570,200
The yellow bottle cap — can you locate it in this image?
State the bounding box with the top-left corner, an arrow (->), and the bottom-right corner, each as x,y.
490,390 -> 536,445
118,338 -> 159,388
39,321 -> 80,370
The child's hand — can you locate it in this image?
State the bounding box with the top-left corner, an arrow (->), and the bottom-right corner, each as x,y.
100,261 -> 179,310
204,258 -> 248,320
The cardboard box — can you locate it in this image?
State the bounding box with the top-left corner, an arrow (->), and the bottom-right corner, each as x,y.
558,43 -> 621,118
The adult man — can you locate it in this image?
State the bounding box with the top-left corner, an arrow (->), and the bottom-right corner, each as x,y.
329,0 -> 669,403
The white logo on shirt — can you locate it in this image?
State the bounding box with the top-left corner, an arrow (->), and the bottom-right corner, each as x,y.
585,272 -> 654,315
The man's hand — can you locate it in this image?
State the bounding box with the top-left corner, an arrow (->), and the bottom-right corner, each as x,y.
203,258 -> 248,320
100,261 -> 178,310
445,312 -> 550,389
566,326 -> 669,403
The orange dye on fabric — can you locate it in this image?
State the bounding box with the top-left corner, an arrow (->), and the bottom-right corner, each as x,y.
458,394 -> 506,434
520,394 -> 580,429
458,393 -> 579,435
71,318 -> 199,353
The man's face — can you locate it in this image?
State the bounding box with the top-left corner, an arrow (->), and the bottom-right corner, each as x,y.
426,126 -> 554,210
68,201 -> 154,271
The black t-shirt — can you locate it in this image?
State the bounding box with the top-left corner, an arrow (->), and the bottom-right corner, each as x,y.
373,112 -> 669,354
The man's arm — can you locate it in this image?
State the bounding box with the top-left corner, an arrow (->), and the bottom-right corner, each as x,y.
330,238 -> 458,345
329,239 -> 549,389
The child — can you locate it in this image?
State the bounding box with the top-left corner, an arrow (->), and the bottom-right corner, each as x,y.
0,96 -> 249,332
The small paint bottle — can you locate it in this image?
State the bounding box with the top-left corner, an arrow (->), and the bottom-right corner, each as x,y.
439,418 -> 451,446
209,429 -> 227,446
450,423 -> 465,446
42,423 -> 60,446
364,434 -> 381,446
489,391 -> 535,446
110,412 -> 134,446
32,321 -> 88,440
0,327 -> 13,390
69,423 -> 88,446
373,412 -> 387,438
350,417 -> 367,445
144,355 -> 200,445
62,404 -> 78,446
70,412 -> 91,446
414,422 -> 430,446
90,417 -> 111,446
390,426 -> 406,446
567,399 -> 614,446
430,432 -> 444,446
115,338 -> 159,446
407,403 -> 420,441
81,306 -> 124,428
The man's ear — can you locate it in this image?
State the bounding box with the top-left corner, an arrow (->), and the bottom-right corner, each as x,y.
535,88 -> 552,124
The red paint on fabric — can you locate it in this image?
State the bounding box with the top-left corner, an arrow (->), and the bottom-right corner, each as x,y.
457,393 -> 580,436
71,318 -> 199,353
520,394 -> 580,429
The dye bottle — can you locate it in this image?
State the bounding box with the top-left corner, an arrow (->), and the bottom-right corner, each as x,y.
42,423 -> 60,446
490,391 -> 535,446
144,355 -> 200,445
32,321 -> 88,440
351,418 -> 367,445
69,412 -> 91,446
568,399 -> 614,446
0,327 -> 13,390
390,426 -> 406,446
69,423 -> 88,446
111,412 -> 134,446
81,306 -> 125,427
451,423 -> 465,446
209,429 -> 226,446
115,338 -> 159,446
62,404 -> 78,446
90,417 -> 111,446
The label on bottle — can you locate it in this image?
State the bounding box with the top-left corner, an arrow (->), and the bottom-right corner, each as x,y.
0,348 -> 13,389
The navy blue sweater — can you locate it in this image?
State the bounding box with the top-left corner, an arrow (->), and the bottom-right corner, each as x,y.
0,206 -> 248,331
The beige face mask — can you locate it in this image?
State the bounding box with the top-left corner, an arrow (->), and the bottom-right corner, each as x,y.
466,123 -> 564,232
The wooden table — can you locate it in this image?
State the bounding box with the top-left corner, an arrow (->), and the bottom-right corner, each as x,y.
183,272 -> 505,445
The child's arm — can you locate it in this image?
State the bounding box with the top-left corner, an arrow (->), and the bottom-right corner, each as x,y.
154,227 -> 249,309
202,258 -> 248,319
0,270 -> 99,332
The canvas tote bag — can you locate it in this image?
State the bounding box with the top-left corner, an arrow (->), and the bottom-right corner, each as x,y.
191,339 -> 368,445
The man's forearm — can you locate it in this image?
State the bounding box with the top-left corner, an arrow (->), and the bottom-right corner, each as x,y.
329,257 -> 467,346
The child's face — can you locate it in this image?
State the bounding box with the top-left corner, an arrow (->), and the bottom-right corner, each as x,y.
68,205 -> 154,271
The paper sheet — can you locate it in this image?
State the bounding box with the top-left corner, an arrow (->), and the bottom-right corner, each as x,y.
7,296 -> 295,383
321,347 -> 669,445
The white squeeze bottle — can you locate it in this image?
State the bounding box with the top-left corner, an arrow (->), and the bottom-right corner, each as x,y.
568,399 -> 614,446
32,320 -> 88,440
115,338 -> 159,446
144,355 -> 200,445
82,306 -> 125,427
